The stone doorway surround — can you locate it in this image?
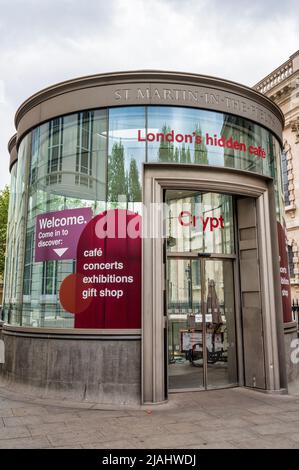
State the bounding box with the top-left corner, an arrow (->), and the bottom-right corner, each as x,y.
142,163 -> 286,404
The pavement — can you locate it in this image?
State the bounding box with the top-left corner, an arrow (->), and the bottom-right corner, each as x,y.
0,385 -> 299,449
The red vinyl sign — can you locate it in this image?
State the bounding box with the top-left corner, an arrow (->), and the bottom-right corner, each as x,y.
59,209 -> 141,328
277,221 -> 292,323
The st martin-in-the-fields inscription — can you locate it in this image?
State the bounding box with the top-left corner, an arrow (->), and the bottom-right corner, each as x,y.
112,84 -> 282,139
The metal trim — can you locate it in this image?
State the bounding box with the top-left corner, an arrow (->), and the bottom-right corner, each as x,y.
2,329 -> 141,341
167,252 -> 236,259
2,324 -> 141,336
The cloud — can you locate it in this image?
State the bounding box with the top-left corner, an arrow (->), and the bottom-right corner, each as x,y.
0,100 -> 16,189
0,0 -> 117,45
0,0 -> 298,188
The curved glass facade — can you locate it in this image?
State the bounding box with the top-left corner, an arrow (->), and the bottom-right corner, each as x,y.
3,105 -> 284,328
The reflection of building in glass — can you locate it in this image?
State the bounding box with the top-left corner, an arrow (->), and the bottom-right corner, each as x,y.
166,191 -> 234,254
221,115 -> 265,174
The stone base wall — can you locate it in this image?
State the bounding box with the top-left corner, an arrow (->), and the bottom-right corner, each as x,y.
0,327 -> 141,405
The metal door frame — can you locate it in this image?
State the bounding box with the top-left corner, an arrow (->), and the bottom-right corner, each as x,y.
166,253 -> 237,392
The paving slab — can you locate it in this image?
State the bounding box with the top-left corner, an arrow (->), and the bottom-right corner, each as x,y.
47,429 -> 106,447
242,414 -> 285,425
231,436 -> 299,449
182,441 -> 238,449
11,406 -> 50,417
275,411 -> 299,422
0,409 -> 13,418
82,440 -> 137,449
0,436 -> 52,449
253,421 -> 299,436
3,416 -> 44,427
0,426 -> 31,440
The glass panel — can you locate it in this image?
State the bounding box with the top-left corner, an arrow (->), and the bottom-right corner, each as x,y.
165,190 -> 234,254
4,104 -> 284,330
147,106 -> 276,177
21,110 -> 107,328
3,163 -> 18,323
204,259 -> 237,388
167,259 -> 204,390
108,107 -> 145,213
3,136 -> 31,325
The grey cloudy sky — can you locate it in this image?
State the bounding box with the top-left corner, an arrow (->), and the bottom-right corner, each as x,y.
0,0 -> 298,189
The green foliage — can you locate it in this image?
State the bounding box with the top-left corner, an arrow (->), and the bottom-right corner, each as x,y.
108,141 -> 127,202
180,144 -> 186,163
158,124 -> 174,162
0,186 -> 9,277
108,141 -> 141,205
194,126 -> 208,164
186,147 -> 191,164
128,159 -> 141,202
158,124 -> 207,164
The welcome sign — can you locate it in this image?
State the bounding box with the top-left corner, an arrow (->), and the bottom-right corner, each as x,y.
35,207 -> 92,261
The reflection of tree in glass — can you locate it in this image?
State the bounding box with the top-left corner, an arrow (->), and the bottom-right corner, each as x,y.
0,186 -> 9,277
194,126 -> 208,164
158,124 -> 174,162
158,124 -> 207,164
179,145 -> 191,163
180,145 -> 186,163
128,158 -> 141,202
108,141 -> 127,202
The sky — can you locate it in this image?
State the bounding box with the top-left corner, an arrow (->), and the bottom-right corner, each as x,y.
0,0 -> 298,190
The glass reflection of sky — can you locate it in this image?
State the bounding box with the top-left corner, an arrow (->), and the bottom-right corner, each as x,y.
109,106 -> 225,166
147,106 -> 225,166
107,105 -> 279,178
108,107 -> 145,175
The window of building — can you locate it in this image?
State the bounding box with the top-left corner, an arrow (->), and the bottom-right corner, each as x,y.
42,261 -> 58,295
47,118 -> 63,185
76,111 -> 93,187
281,150 -> 290,205
108,107 -> 145,211
23,229 -> 34,295
30,127 -> 40,186
288,244 -> 295,279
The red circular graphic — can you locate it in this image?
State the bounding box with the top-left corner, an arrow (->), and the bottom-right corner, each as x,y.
59,273 -> 93,314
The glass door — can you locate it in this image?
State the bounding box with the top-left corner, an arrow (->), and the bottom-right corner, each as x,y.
167,258 -> 204,390
204,258 -> 238,389
167,257 -> 237,390
165,189 -> 238,391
